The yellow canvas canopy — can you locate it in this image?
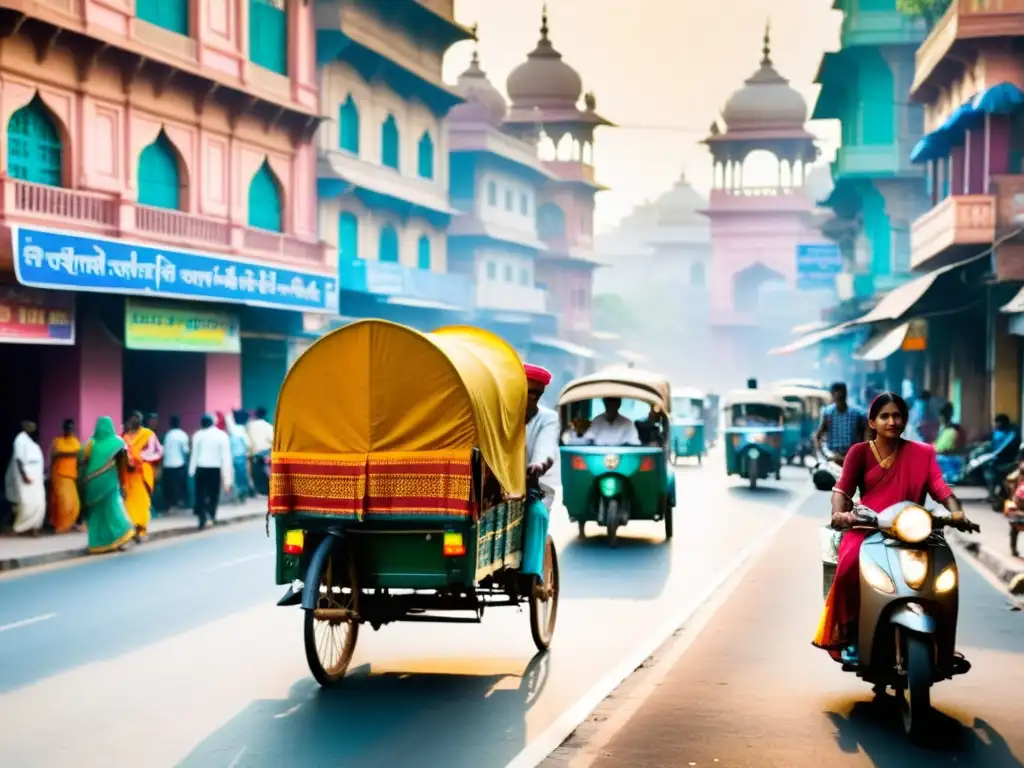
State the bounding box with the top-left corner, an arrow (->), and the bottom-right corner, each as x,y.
275,320 -> 526,496
558,366 -> 671,411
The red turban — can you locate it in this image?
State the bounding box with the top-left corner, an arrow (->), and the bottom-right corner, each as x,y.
524,363 -> 552,386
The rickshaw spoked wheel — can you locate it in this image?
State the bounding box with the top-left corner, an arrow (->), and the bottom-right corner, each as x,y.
304,548 -> 360,688
529,536 -> 560,651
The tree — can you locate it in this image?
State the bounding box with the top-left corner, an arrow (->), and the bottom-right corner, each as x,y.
896,0 -> 952,26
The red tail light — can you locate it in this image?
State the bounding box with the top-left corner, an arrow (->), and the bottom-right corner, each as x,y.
639,457 -> 655,472
571,456 -> 588,470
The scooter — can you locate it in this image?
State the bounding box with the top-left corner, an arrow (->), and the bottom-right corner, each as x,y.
810,447 -> 843,492
822,501 -> 979,742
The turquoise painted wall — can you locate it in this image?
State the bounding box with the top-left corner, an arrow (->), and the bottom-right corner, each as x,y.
241,337 -> 287,417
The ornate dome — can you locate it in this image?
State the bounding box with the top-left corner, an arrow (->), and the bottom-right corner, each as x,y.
722,25 -> 808,131
654,171 -> 708,226
449,50 -> 507,125
506,9 -> 583,110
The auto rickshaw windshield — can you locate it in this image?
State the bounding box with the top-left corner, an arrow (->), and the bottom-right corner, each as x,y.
729,403 -> 783,427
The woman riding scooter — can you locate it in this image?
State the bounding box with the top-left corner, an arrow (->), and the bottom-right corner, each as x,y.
812,392 -> 974,663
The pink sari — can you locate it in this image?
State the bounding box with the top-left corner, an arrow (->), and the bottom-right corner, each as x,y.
813,439 -> 952,653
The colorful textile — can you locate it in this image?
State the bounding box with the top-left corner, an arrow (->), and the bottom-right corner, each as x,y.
813,440 -> 952,654
81,418 -> 135,554
122,427 -> 159,533
49,435 -> 81,533
270,450 -> 473,518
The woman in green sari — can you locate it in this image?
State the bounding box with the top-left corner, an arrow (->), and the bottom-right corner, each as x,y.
80,416 -> 135,554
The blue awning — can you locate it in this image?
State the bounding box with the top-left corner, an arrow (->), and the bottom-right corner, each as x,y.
972,81 -> 1024,115
910,82 -> 1024,165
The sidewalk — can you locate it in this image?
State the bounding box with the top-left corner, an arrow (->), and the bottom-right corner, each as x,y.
953,485 -> 1024,595
0,497 -> 267,573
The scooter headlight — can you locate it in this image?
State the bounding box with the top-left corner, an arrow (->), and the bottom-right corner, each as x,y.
935,566 -> 958,594
899,549 -> 929,590
861,558 -> 896,594
893,505 -> 932,543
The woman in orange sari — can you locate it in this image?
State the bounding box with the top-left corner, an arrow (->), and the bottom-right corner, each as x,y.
813,393 -> 970,662
121,411 -> 163,542
48,418 -> 81,533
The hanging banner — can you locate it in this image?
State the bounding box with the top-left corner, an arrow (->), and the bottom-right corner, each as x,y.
125,301 -> 241,353
0,286 -> 75,345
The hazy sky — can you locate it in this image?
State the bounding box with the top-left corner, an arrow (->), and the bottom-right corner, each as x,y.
442,0 -> 842,233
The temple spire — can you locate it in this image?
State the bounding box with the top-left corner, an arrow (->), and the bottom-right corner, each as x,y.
541,2 -> 549,41
761,20 -> 772,67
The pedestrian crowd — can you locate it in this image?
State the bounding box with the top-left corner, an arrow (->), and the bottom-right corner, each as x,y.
2,408 -> 274,554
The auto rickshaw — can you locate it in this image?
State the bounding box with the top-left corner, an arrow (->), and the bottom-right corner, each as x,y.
772,385 -> 832,465
722,389 -> 787,488
669,386 -> 706,465
269,320 -> 559,687
558,367 -> 676,546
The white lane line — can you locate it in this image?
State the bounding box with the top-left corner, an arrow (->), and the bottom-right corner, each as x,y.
506,487 -> 815,768
0,613 -> 57,632
203,552 -> 273,573
226,746 -> 248,768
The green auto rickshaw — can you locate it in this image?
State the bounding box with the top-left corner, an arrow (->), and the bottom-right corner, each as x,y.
558,368 -> 676,546
772,385 -> 832,465
669,386 -> 706,465
722,389 -> 787,489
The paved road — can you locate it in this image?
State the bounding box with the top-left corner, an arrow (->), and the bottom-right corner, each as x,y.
0,452 -> 810,767
570,497 -> 1024,767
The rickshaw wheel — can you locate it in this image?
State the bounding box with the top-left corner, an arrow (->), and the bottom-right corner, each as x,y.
577,521 -> 587,538
664,504 -> 674,540
530,536 -> 559,651
304,550 -> 360,688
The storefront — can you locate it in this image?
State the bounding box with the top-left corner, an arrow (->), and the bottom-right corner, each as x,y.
5,225 -> 337,448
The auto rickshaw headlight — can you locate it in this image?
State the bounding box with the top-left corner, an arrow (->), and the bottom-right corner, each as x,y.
861,558 -> 895,594
599,475 -> 622,498
893,506 -> 932,543
899,549 -> 929,590
935,566 -> 958,593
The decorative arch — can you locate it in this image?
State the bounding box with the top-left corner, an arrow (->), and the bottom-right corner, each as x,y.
536,202 -> 566,241
137,130 -> 184,210
7,95 -> 64,186
248,159 -> 284,232
417,233 -> 432,269
732,263 -> 785,312
339,95 -> 360,154
338,211 -> 359,262
381,114 -> 399,170
379,223 -> 400,262
417,130 -> 434,180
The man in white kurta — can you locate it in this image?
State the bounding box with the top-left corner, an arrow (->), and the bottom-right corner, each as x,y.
577,398 -> 641,447
5,421 -> 46,534
525,364 -> 560,510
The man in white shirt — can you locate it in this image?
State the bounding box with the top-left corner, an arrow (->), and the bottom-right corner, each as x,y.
4,421 -> 45,534
162,415 -> 190,511
190,414 -> 234,529
524,363 -> 560,509
247,406 -> 274,496
578,398 -> 641,447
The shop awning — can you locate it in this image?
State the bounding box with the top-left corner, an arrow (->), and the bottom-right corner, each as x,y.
385,296 -> 466,312
1002,285 -> 1024,313
767,321 -> 855,355
910,83 -> 1024,165
853,323 -> 910,362
532,335 -> 597,359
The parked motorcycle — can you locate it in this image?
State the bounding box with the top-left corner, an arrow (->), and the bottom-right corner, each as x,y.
820,501 -> 979,742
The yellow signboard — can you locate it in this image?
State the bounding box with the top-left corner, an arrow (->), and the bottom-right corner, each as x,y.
125,301 -> 241,353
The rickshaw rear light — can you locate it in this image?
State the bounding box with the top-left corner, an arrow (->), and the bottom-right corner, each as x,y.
443,532 -> 466,557
283,530 -> 304,555
639,457 -> 655,472
571,456 -> 588,471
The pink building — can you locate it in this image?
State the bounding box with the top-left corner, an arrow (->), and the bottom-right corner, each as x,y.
0,1 -> 331,459
701,28 -> 831,390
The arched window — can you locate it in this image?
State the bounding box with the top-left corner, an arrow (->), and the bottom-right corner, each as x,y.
338,211 -> 359,263
537,203 -> 566,241
249,0 -> 288,75
417,234 -> 431,269
379,223 -> 399,262
519,268 -> 529,286
690,261 -> 706,288
486,261 -> 497,280
137,0 -> 188,35
137,131 -> 182,210
487,180 -> 497,206
339,95 -> 360,154
381,115 -> 399,170
8,95 -> 63,187
247,160 -> 283,232
417,131 -> 434,179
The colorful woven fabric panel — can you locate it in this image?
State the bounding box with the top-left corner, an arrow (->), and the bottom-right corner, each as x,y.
270,450 -> 474,518
366,451 -> 473,517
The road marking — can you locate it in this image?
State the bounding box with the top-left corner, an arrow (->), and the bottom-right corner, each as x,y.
506,486 -> 815,768
0,613 -> 56,632
226,746 -> 248,768
203,552 -> 273,573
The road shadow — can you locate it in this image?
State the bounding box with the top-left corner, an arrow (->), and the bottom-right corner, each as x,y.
557,533 -> 671,600
726,485 -> 794,505
177,651 -> 551,768
826,697 -> 1023,767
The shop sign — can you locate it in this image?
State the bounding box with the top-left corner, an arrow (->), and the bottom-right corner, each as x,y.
125,301 -> 240,353
0,286 -> 75,345
11,226 -> 339,314
901,319 -> 928,352
796,244 -> 842,291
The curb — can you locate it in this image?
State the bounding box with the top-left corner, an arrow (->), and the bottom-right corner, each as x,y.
0,510 -> 266,573
949,530 -> 1024,595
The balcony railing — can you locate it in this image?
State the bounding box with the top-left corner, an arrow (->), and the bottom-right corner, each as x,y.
914,0 -> 1024,93
2,177 -> 326,266
910,193 -> 995,269
131,18 -> 197,61
476,281 -> 548,314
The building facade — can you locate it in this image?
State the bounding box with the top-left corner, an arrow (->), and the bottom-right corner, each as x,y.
315,0 -> 474,332
0,0 -> 330,461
